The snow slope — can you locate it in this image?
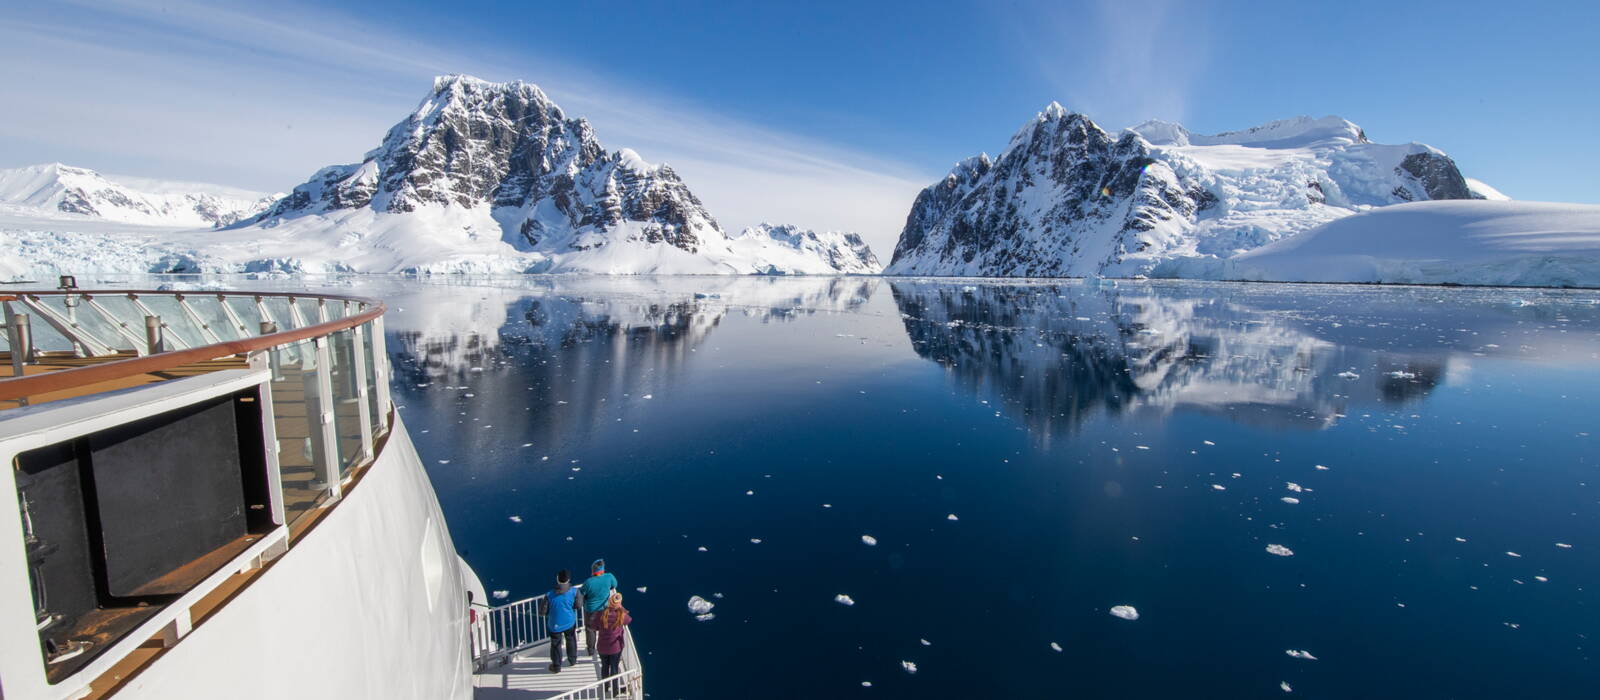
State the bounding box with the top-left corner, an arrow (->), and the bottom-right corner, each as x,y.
0,163 -> 276,228
1195,200 -> 1600,287
728,223 -> 881,274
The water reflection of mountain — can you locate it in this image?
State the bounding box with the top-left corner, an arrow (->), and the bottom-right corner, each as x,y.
890,281 -> 1450,440
385,276 -> 880,460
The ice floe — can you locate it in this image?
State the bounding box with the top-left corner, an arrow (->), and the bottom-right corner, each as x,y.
1266,544 -> 1295,557
1285,649 -> 1318,660
1506,551 -> 1521,558
920,639 -> 931,646
901,661 -> 917,674
1338,370 -> 1360,379
1280,681 -> 1293,692
1556,542 -> 1572,549
636,587 -> 647,593
1050,642 -> 1063,652
750,538 -> 762,544
687,596 -> 715,620
1109,605 -> 1139,620
492,590 -> 508,599
508,516 -> 522,523
1281,497 -> 1300,504
1211,484 -> 1227,491
1285,482 -> 1303,492
862,535 -> 878,546
835,594 -> 856,606
947,514 -> 959,521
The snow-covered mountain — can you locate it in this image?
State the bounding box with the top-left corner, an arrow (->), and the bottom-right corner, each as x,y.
0,163 -> 277,228
886,106 -> 1489,277
728,223 -> 880,274
236,75 -> 873,274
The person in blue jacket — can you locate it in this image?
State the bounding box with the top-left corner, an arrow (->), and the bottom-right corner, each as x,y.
540,569 -> 581,672
580,559 -> 618,655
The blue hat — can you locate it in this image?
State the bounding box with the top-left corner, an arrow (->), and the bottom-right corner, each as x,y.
592,558 -> 605,572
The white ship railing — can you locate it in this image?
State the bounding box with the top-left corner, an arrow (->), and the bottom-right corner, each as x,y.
472,597 -> 643,698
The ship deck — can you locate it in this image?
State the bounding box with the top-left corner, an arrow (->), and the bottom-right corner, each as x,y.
473,639 -> 610,699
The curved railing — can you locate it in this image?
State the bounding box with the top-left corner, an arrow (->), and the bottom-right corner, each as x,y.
1,290 -> 385,405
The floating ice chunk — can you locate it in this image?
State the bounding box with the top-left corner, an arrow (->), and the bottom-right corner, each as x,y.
822,504 -> 832,508
438,460 -> 451,464
1337,370 -> 1360,380
508,516 -> 522,523
697,546 -> 708,552
1281,681 -> 1293,692
901,661 -> 917,674
1387,370 -> 1417,379
1109,605 -> 1139,620
642,394 -> 653,399
1266,544 -> 1295,557
1281,497 -> 1300,504
1135,445 -> 1150,450
1203,440 -> 1216,446
1506,551 -> 1521,558
1211,484 -> 1227,491
687,596 -> 715,615
695,613 -> 716,621
920,639 -> 931,646
746,490 -> 755,495
835,594 -> 856,606
861,535 -> 878,546
636,587 -> 648,593
713,593 -> 723,598
1231,472 -> 1241,478
1050,642 -> 1063,652
946,514 -> 959,521
492,590 -> 509,599
861,681 -> 872,687
1286,482 -> 1303,492
1455,537 -> 1467,542
1285,649 -> 1318,660
1314,465 -> 1330,471
1535,576 -> 1549,582
750,538 -> 762,544
521,443 -> 533,448
1556,543 -> 1572,549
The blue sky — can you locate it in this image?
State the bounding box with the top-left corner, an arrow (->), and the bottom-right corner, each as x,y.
2,0 -> 1595,252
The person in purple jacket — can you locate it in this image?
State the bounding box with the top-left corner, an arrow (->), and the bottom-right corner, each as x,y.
593,591 -> 634,694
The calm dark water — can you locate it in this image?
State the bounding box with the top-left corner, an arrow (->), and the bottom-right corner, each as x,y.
375,276 -> 1597,699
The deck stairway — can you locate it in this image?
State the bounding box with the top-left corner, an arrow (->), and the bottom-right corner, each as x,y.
471,596 -> 643,700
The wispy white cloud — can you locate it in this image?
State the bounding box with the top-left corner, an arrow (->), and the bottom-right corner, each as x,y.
0,0 -> 930,254
1002,0 -> 1212,130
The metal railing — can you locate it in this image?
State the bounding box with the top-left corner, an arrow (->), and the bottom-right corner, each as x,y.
472,596 -> 644,698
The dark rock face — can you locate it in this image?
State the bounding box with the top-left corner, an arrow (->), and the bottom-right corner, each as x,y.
1397,152 -> 1478,201
250,75 -> 723,254
887,106 -> 1199,276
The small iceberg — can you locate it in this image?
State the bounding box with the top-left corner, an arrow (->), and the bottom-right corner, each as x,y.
1266,544 -> 1295,557
1109,605 -> 1139,620
1285,649 -> 1318,660
835,594 -> 856,606
861,535 -> 878,546
687,595 -> 715,621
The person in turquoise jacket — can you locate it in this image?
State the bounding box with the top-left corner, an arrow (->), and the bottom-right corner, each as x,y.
580,558 -> 618,654
540,569 -> 581,672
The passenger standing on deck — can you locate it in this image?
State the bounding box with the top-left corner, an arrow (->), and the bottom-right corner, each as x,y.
581,558 -> 618,654
540,569 -> 581,672
594,591 -> 633,693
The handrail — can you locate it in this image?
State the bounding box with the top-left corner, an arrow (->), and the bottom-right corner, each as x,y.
0,290 -> 384,402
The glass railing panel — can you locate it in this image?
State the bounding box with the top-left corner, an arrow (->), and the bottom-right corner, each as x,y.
135,294 -> 207,348
182,294 -> 245,341
12,304 -> 74,354
297,298 -> 326,325
361,321 -> 384,437
259,297 -> 295,330
267,338 -> 334,528
224,296 -> 266,333
327,328 -> 365,477
48,295 -> 130,353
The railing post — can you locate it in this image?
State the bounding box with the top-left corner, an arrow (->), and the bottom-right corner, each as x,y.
350,325 -> 374,462
370,316 -> 391,433
314,337 -> 342,498
260,322 -> 283,382
145,315 -> 164,355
